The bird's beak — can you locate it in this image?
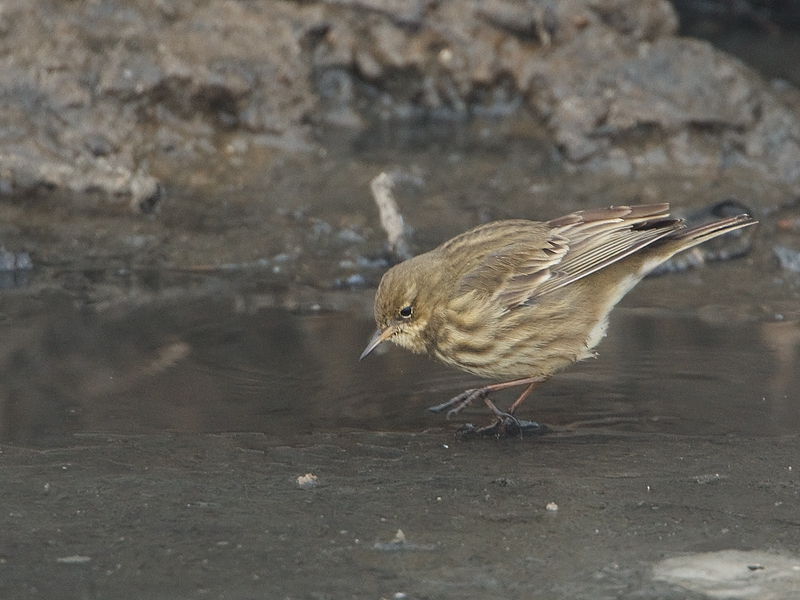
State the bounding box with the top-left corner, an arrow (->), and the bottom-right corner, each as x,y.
359,327 -> 394,361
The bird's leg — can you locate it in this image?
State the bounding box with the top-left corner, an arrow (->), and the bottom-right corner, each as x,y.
507,379 -> 546,415
428,376 -> 549,419
445,377 -> 551,439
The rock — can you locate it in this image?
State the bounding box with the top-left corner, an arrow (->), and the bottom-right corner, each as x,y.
774,246 -> 800,272
0,0 -> 799,203
0,0 -> 798,283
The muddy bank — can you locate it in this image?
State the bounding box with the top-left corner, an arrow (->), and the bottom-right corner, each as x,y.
3,148 -> 800,311
2,0 -> 800,203
1,1 -> 799,298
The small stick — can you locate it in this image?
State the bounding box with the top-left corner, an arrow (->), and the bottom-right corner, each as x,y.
370,172 -> 412,261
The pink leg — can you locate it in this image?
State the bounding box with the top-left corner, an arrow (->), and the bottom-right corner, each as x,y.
428,376 -> 549,419
507,380 -> 542,414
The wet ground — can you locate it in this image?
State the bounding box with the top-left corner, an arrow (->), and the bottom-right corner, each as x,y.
1,260 -> 800,599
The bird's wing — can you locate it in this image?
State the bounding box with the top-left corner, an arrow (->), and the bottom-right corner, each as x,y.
448,220 -> 569,308
531,203 -> 681,298
452,204 -> 683,309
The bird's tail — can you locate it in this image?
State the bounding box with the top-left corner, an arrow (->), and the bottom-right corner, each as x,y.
669,213 -> 757,248
643,212 -> 758,275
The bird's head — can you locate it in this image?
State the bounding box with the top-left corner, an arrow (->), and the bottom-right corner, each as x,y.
359,257 -> 438,360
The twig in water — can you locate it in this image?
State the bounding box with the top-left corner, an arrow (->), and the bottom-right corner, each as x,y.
370,172 -> 412,261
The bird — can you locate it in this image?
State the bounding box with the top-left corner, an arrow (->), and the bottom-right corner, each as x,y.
359,203 -> 757,436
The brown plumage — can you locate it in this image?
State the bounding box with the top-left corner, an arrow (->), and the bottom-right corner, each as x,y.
360,203 -> 757,435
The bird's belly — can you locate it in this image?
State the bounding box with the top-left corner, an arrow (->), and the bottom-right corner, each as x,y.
431,303 -> 600,380
429,271 -> 643,381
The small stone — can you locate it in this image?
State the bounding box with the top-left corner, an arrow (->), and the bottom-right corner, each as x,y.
296,473 -> 318,488
774,246 -> 800,272
0,248 -> 16,270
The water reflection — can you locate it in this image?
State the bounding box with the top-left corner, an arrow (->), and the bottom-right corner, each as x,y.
0,291 -> 797,447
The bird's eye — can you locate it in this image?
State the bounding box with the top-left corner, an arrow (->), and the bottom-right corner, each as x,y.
399,305 -> 412,319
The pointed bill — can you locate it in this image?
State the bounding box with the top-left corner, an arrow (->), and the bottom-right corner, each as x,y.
359,327 -> 394,361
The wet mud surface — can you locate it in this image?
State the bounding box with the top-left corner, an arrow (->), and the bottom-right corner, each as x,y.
1,271 -> 800,599
3,430 -> 799,600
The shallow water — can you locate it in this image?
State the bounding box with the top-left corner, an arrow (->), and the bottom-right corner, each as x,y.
2,281 -> 796,447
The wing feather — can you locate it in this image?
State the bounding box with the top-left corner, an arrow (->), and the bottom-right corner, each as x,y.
449,204 -> 683,310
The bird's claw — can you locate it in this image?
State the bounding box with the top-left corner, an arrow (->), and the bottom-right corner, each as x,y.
483,397 -> 514,420
429,385 -> 549,437
455,417 -> 548,440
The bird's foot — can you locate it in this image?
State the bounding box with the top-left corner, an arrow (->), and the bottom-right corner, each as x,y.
428,388 -> 487,419
455,417 -> 548,440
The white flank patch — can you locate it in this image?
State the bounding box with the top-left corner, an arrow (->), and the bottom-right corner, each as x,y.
585,273 -> 642,353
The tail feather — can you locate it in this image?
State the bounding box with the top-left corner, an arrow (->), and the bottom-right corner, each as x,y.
635,213 -> 758,278
667,214 -> 757,250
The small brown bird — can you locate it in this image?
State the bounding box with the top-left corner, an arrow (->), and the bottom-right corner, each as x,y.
360,203 -> 757,436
